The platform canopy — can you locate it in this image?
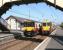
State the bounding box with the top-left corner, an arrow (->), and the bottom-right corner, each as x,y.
48,0 -> 63,8
0,0 -> 63,17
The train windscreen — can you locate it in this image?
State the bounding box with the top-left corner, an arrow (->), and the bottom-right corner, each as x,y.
23,22 -> 34,27
42,23 -> 46,26
47,23 -> 51,26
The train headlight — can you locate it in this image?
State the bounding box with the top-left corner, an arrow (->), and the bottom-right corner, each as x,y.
21,28 -> 25,31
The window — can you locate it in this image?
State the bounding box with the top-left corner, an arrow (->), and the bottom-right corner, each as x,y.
42,23 -> 46,26
47,23 -> 51,26
23,22 -> 34,27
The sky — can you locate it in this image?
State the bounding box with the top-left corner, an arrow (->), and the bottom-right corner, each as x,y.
1,2 -> 63,25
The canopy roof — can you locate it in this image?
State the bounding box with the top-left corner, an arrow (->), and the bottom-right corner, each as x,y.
0,0 -> 63,17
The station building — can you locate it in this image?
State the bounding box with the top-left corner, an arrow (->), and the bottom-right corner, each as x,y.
6,16 -> 40,31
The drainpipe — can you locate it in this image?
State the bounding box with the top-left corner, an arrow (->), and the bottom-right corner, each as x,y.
29,7 -> 30,19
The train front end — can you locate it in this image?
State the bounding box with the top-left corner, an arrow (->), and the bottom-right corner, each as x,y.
42,23 -> 51,35
41,20 -> 52,35
21,21 -> 39,37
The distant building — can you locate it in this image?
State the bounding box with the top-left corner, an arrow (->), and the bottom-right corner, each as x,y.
6,16 -> 40,31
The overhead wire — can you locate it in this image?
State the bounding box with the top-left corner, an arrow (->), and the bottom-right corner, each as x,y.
7,3 -> 56,22
28,3 -> 45,22
30,2 -> 58,23
32,2 -> 59,23
48,5 -> 58,23
8,9 -> 38,21
10,3 -> 46,22
47,0 -> 58,22
10,4 -> 42,21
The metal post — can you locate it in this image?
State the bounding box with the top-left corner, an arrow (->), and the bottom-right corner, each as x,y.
2,0 -> 3,5
29,7 -> 30,19
54,0 -> 56,7
10,0 -> 12,2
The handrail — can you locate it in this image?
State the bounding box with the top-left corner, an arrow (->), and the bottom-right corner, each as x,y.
0,18 -> 7,27
0,17 -> 10,30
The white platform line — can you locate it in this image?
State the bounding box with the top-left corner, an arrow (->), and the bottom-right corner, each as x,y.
34,37 -> 51,50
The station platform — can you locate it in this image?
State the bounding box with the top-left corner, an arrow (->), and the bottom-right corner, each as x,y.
0,34 -> 14,38
0,34 -> 15,45
45,37 -> 63,50
34,28 -> 63,50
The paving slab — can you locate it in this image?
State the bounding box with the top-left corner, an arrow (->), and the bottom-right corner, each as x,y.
46,28 -> 63,50
0,34 -> 13,38
45,38 -> 63,50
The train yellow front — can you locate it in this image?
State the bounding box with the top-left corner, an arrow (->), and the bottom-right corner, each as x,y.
21,21 -> 40,37
40,20 -> 52,35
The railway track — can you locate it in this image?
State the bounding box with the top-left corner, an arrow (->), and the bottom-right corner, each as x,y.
21,41 -> 40,50
0,39 -> 22,50
0,35 -> 47,50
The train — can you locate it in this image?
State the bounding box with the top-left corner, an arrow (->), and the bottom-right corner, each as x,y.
40,20 -> 52,35
21,20 -> 41,37
21,20 -> 54,37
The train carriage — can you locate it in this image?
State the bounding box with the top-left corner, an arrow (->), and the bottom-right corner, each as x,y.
21,20 -> 40,37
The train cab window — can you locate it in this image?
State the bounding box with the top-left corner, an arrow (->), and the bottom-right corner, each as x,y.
27,22 -> 34,27
42,23 -> 46,26
23,22 -> 34,27
47,23 -> 51,26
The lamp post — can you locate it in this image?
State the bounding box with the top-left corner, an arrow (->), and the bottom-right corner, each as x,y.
29,7 -> 30,19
